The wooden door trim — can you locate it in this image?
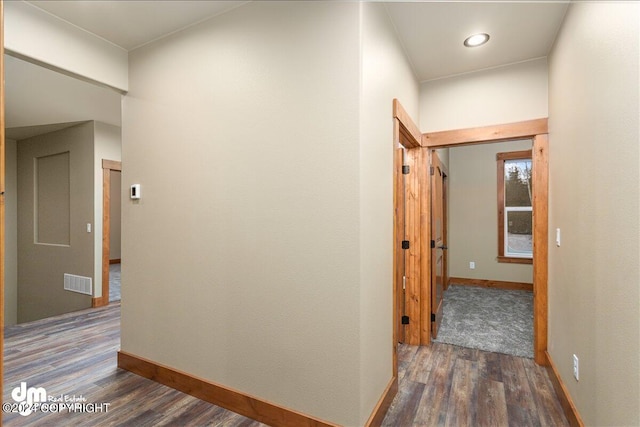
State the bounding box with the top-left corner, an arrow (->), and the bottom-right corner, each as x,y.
93,159 -> 122,308
393,99 -> 422,147
422,118 -> 548,148
532,134 -> 549,364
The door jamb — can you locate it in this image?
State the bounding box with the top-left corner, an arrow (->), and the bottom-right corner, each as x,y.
93,159 -> 122,308
422,119 -> 549,365
392,100 -> 422,378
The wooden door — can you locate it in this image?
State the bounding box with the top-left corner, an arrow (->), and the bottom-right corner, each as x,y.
430,151 -> 446,338
395,147 -> 406,343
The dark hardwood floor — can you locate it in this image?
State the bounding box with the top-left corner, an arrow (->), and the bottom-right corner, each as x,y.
382,343 -> 569,427
4,303 -> 568,426
3,303 -> 265,427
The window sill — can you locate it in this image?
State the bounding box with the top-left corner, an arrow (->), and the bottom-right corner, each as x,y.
497,256 -> 533,265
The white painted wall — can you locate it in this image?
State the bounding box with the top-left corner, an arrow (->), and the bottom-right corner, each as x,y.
93,122 -> 122,298
4,1 -> 128,92
4,139 -> 18,326
359,2 -> 419,423
548,2 -> 640,424
419,58 -> 548,132
121,3 -> 364,425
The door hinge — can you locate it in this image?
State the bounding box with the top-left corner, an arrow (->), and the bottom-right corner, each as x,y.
402,240 -> 410,250
402,165 -> 410,175
431,313 -> 436,322
430,166 -> 434,176
430,240 -> 435,249
402,316 -> 410,325
402,276 -> 406,290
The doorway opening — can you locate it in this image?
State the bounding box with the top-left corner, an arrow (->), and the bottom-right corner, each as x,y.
432,140 -> 534,358
95,159 -> 122,307
393,99 -> 548,370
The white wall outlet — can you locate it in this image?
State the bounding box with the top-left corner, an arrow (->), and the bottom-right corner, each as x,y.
130,184 -> 141,200
469,261 -> 475,269
573,354 -> 579,381
556,228 -> 561,247
86,223 -> 92,233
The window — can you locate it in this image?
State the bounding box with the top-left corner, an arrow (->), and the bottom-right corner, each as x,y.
497,150 -> 533,264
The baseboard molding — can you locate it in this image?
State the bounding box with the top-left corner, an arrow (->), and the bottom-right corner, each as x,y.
545,351 -> 584,427
109,258 -> 121,264
448,277 -> 533,291
117,351 -> 339,427
365,377 -> 397,427
91,296 -> 108,308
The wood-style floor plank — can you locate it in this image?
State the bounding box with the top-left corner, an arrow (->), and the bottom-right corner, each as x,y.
4,302 -> 568,426
383,343 -> 569,427
3,303 -> 266,427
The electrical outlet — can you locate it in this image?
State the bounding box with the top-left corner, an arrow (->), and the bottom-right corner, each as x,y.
469,261 -> 475,269
573,354 -> 579,381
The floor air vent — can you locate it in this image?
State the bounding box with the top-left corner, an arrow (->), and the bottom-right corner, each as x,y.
64,274 -> 93,295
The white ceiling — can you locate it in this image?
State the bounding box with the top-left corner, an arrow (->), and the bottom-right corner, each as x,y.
8,1 -> 569,139
385,1 -> 569,81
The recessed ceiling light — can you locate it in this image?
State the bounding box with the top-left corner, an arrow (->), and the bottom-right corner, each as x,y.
464,33 -> 490,48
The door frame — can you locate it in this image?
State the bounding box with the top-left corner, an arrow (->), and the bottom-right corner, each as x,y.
393,98 -> 549,366
93,159 -> 122,308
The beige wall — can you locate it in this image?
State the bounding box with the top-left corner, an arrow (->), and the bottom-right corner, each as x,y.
17,123 -> 94,323
93,122 -> 121,296
449,140 -> 533,283
548,2 -> 639,425
122,3 -> 366,425
359,2 -> 419,422
4,139 -> 18,326
419,57 -> 548,133
109,171 -> 122,260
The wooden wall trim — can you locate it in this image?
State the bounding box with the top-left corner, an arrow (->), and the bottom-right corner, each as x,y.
422,118 -> 548,148
448,277 -> 533,292
102,159 -> 122,171
91,296 -> 108,308
545,351 -> 585,427
118,351 -> 339,427
496,256 -> 533,265
532,134 -> 549,365
364,377 -> 398,427
393,99 -> 422,148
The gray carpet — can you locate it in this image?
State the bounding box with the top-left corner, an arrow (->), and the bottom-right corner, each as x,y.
433,285 -> 533,358
109,263 -> 121,302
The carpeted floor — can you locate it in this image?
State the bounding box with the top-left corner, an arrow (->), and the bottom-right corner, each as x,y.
109,263 -> 121,302
433,284 -> 533,358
